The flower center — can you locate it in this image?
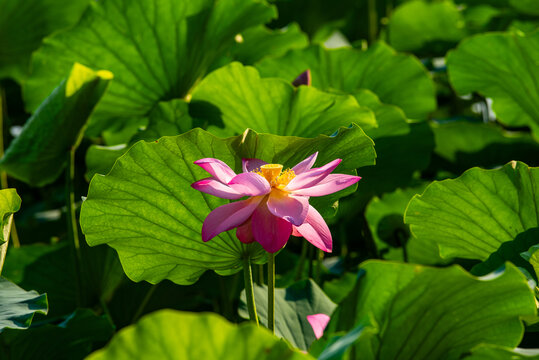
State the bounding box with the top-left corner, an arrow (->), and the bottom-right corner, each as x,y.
258,164 -> 295,189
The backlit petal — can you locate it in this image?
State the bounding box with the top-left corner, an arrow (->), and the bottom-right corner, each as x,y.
307,314 -> 331,340
191,177 -> 244,199
285,159 -> 342,191
194,158 -> 236,183
201,197 -> 262,242
292,152 -> 318,174
267,190 -> 309,226
242,158 -> 268,173
291,174 -> 361,197
228,172 -> 271,196
236,219 -> 255,244
252,202 -> 292,253
294,205 -> 332,252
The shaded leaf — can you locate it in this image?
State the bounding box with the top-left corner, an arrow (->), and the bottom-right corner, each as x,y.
447,31 -> 539,139
329,261 -> 536,360
87,310 -> 312,360
0,0 -> 90,82
239,279 -> 336,351
405,161 -> 539,260
256,43 -> 436,119
80,126 -> 375,285
0,309 -> 114,359
0,277 -> 47,331
0,63 -> 112,186
23,0 -> 275,134
464,344 -> 539,359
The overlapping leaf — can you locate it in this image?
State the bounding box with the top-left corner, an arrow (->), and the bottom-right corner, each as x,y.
405,161 -> 539,260
0,189 -> 22,277
464,344 -> 539,359
23,0 -> 275,134
389,0 -> 466,53
256,43 -> 436,119
87,310 -> 311,360
329,261 -> 536,360
239,279 -> 336,351
191,62 -> 376,137
447,31 -> 539,139
0,0 -> 90,81
0,63 -> 112,186
80,126 -> 375,285
0,277 -> 48,331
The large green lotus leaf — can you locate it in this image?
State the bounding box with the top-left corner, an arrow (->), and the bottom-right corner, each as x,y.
365,184 -> 448,265
350,89 -> 434,207
231,24 -> 309,65
256,43 -> 436,120
405,161 -> 539,260
471,227 -> 539,280
80,126 -> 375,285
464,344 -> 539,359
510,0 -> 539,15
239,279 -> 336,351
0,63 -> 112,187
0,277 -> 48,331
191,62 -> 376,137
329,260 -> 536,360
23,0 -> 275,134
447,32 -> 539,139
0,309 -> 114,359
87,310 -> 312,360
431,120 -> 539,175
85,144 -> 128,181
0,189 -> 21,273
2,242 -> 125,317
0,0 -> 90,82
389,0 -> 467,53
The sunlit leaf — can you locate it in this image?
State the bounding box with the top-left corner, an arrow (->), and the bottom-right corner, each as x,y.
87,310 -> 312,360
23,0 -> 276,134
80,126 -> 375,285
0,63 -> 112,186
389,0 -> 466,53
256,43 -> 436,119
405,161 -> 539,260
329,261 -> 536,360
447,31 -> 539,139
0,277 -> 47,331
239,279 -> 336,351
191,62 -> 377,137
464,344 -> 539,359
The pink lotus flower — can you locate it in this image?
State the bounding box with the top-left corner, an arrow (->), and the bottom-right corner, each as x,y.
191,152 -> 360,253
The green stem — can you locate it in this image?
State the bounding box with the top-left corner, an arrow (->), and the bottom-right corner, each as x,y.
131,284 -> 158,324
243,256 -> 259,325
315,249 -> 324,284
294,241 -> 308,281
66,148 -> 83,306
0,86 -> 19,248
267,252 -> 275,334
367,0 -> 378,44
257,264 -> 264,285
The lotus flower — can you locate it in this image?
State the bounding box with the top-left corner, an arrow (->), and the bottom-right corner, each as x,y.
191,152 -> 360,253
307,314 -> 331,339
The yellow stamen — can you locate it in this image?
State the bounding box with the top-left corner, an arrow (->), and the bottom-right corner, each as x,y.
257,164 -> 295,188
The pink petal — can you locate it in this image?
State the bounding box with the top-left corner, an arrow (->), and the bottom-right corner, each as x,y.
285,159 -> 342,191
228,173 -> 271,197
291,174 -> 361,197
292,152 -> 318,175
242,158 -> 268,173
252,202 -> 292,253
307,314 -> 331,339
236,219 -> 255,244
266,191 -> 309,226
194,158 -> 237,183
201,197 -> 262,242
294,205 -> 332,252
191,177 -> 244,199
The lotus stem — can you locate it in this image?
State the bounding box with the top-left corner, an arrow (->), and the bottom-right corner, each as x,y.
243,256 -> 259,325
268,252 -> 275,333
